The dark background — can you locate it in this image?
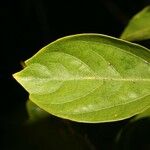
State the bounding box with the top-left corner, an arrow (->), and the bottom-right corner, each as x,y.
1,0 -> 150,150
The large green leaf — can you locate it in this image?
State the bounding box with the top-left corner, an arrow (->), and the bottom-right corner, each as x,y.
121,6 -> 150,41
13,34 -> 150,123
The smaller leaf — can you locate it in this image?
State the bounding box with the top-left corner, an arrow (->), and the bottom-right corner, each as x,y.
121,6 -> 150,41
26,100 -> 49,123
115,118 -> 150,150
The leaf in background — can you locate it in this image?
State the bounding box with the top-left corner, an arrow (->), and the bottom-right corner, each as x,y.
120,6 -> 150,41
115,117 -> 150,150
13,34 -> 150,123
4,115 -> 93,150
26,100 -> 50,123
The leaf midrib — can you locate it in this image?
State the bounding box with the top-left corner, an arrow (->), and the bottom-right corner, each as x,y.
24,76 -> 150,82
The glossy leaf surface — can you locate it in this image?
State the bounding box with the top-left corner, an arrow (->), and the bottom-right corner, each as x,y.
121,6 -> 150,41
13,34 -> 150,123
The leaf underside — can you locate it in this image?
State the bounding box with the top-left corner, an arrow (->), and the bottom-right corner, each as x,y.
121,6 -> 150,41
13,34 -> 150,123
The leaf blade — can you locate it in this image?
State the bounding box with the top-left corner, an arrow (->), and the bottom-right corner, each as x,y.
13,34 -> 150,123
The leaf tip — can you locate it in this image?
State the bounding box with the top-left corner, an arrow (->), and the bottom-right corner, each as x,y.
12,72 -> 19,81
12,72 -> 23,86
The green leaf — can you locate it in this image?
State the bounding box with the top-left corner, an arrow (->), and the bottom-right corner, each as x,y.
121,6 -> 150,41
13,34 -> 150,123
